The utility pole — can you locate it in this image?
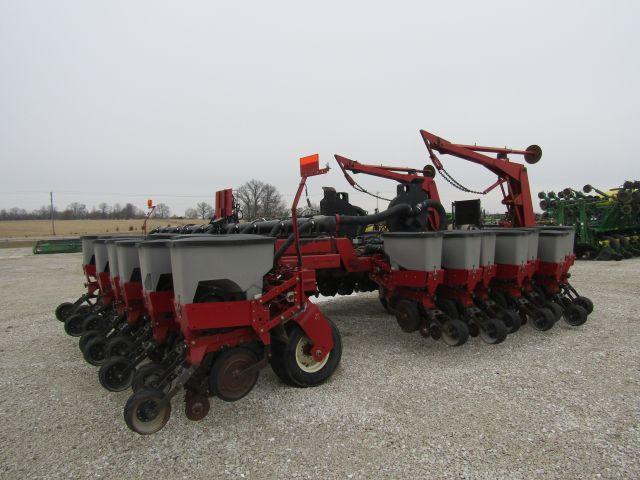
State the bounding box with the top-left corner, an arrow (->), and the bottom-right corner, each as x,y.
50,191 -> 56,236
375,192 -> 379,213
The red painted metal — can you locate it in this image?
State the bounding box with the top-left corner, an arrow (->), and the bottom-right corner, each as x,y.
144,290 -> 176,343
215,188 -> 234,219
420,130 -> 537,227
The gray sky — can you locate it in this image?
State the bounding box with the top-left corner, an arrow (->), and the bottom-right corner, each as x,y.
1,0 -> 639,216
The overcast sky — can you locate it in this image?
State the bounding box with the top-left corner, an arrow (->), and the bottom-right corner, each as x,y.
1,0 -> 638,217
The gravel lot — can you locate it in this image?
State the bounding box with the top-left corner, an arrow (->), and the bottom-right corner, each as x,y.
0,248 -> 638,479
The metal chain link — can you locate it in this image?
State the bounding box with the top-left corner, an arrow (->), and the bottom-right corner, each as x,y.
437,165 -> 487,195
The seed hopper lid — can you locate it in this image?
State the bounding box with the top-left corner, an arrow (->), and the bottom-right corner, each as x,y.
115,239 -> 143,247
105,236 -> 141,244
382,231 -> 444,238
81,235 -> 100,240
137,239 -> 172,249
442,230 -> 483,237
170,234 -> 277,248
483,228 -> 530,237
539,230 -> 568,236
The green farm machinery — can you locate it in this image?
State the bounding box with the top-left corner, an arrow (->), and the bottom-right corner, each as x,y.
33,238 -> 82,255
539,180 -> 640,260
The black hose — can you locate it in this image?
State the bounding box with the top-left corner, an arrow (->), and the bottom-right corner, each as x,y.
272,219 -> 315,265
413,199 -> 448,230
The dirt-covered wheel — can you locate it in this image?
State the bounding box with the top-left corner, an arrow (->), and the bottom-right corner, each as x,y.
123,388 -> 171,435
278,319 -> 342,388
82,313 -> 104,333
132,362 -> 169,393
393,299 -> 422,333
573,296 -> 594,315
105,335 -> 135,359
55,302 -> 74,322
184,390 -> 210,421
210,347 -> 260,402
563,304 -> 588,326
530,307 -> 555,331
99,356 -> 135,392
478,318 -> 507,345
440,319 -> 469,347
64,314 -> 85,337
499,309 -> 521,334
83,336 -> 107,366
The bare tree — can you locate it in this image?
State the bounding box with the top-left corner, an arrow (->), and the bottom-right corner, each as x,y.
237,179 -> 287,220
155,203 -> 171,218
98,202 -> 110,218
67,202 -> 87,218
184,208 -> 198,219
196,202 -> 213,219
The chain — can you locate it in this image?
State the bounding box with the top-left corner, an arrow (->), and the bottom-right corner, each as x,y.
437,165 -> 487,195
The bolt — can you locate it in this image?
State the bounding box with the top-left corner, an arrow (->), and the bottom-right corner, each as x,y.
315,349 -> 322,357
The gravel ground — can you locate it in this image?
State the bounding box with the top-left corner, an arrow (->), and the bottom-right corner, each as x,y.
0,248 -> 638,479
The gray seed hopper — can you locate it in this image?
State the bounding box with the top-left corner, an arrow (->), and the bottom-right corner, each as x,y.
138,239 -> 174,292
442,231 -> 482,270
169,234 -> 277,304
490,229 -> 530,266
81,235 -> 99,266
116,239 -> 143,283
537,230 -> 571,263
382,232 -> 443,271
479,231 -> 496,267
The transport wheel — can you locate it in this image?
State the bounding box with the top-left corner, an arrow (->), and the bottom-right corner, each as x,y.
55,302 -> 74,322
82,313 -> 104,333
563,304 -> 588,326
83,336 -> 108,366
132,363 -> 169,393
64,314 -> 85,337
269,340 -> 300,387
123,388 -> 171,435
479,318 -> 507,345
440,319 -> 469,347
394,299 -> 422,333
499,309 -> 521,334
573,296 -> 594,315
79,329 -> 101,353
281,319 -> 342,388
105,336 -> 135,359
99,356 -> 135,392
545,302 -> 563,322
184,390 -> 210,421
210,347 -> 260,402
530,308 -> 555,331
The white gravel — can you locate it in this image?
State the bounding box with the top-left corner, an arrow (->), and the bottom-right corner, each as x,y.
0,248 -> 638,479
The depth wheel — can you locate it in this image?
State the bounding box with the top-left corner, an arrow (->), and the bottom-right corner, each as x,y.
280,319 -> 342,388
437,298 -> 459,319
393,299 -> 422,333
55,302 -> 74,322
79,329 -> 101,353
132,363 -> 169,393
210,347 -> 260,402
479,318 -> 507,345
105,335 -> 135,359
440,319 -> 469,347
563,304 -> 588,326
83,336 -> 107,366
82,313 -> 104,333
64,314 -> 85,337
545,302 -> 563,322
123,388 -> 171,435
530,307 -> 555,331
573,296 -> 594,315
499,309 -> 521,334
99,356 -> 135,392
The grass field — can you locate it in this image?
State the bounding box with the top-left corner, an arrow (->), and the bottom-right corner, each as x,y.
0,219 -> 199,238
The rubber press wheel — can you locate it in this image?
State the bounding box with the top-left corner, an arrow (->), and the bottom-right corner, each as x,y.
530,307 -> 555,331
499,309 -> 521,334
55,302 -> 74,322
123,388 -> 171,435
573,296 -> 594,315
79,329 -> 101,353
563,304 -> 588,326
99,356 -> 135,392
105,335 -> 135,359
132,363 -> 169,393
440,319 -> 469,347
479,318 -> 507,345
83,336 -> 108,366
64,314 -> 85,337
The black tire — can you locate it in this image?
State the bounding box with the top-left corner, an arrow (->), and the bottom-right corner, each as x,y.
64,314 -> 85,337
105,335 -> 135,359
83,336 -> 107,366
563,304 -> 588,326
132,362 -> 169,393
490,290 -> 509,309
479,318 -> 507,345
76,305 -> 91,317
440,319 -> 469,346
79,329 -> 101,353
279,319 -> 342,388
123,388 -> 171,435
82,313 -> 104,333
210,347 -> 260,402
498,309 -> 521,334
393,299 -> 422,333
545,301 -> 563,322
99,356 -> 135,392
269,340 -> 300,387
573,296 -> 594,315
55,302 -> 74,322
530,307 -> 555,331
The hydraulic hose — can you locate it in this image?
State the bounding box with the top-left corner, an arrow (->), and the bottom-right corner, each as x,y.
413,199 -> 448,230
